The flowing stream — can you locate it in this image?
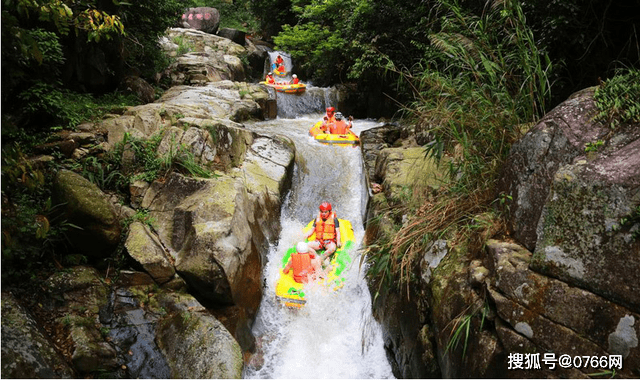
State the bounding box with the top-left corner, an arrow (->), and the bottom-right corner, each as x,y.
242,87 -> 395,378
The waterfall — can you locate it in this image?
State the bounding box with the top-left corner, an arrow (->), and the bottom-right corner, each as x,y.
274,86 -> 343,119
267,51 -> 295,78
242,93 -> 394,379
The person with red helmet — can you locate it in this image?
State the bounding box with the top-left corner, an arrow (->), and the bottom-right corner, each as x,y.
321,107 -> 336,132
305,202 -> 341,264
283,242 -> 322,283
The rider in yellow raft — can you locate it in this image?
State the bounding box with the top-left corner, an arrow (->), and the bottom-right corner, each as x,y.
305,202 -> 341,266
283,242 -> 323,283
327,112 -> 353,135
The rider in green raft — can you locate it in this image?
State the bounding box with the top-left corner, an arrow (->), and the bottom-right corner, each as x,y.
305,202 -> 341,266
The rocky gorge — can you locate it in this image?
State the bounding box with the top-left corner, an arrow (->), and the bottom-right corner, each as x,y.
2,15 -> 639,380
363,89 -> 639,377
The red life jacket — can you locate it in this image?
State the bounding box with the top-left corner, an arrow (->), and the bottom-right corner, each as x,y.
315,211 -> 337,241
292,252 -> 315,283
292,78 -> 299,84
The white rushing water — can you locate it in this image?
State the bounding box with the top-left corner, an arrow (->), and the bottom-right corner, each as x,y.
242,92 -> 394,378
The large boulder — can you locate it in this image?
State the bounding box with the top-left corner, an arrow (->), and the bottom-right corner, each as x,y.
160,28 -> 246,85
135,130 -> 294,350
156,310 -> 243,378
373,146 -> 448,205
180,7 -> 220,34
43,266 -> 118,375
498,86 -> 640,309
53,169 -> 122,258
497,87 -> 636,251
359,123 -> 404,184
531,138 -> 640,309
85,81 -> 270,155
125,221 -> 176,284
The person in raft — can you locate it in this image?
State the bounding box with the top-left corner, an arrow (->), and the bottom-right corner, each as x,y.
265,72 -> 276,84
321,107 -> 336,131
289,74 -> 299,84
275,54 -> 284,69
328,112 -> 353,135
283,242 -> 322,283
305,202 -> 341,265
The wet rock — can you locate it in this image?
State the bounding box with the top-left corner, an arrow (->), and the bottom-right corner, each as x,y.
1,291 -> 74,378
156,310 -> 243,378
125,221 -> 175,284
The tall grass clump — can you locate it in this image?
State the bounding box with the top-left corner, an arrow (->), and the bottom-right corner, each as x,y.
367,0 -> 552,292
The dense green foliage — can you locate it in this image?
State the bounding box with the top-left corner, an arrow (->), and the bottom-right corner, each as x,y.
407,0 -> 551,191
521,0 -> 640,106
271,0 -> 430,86
259,0 -> 638,107
1,124 -> 216,283
2,0 -> 192,132
192,0 -> 260,32
594,68 -> 640,128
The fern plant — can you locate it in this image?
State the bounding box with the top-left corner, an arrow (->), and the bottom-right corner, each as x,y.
594,68 -> 640,129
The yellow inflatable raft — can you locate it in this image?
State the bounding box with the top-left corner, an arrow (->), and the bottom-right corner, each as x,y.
309,121 -> 360,147
260,82 -> 307,94
275,219 -> 355,309
275,83 -> 306,94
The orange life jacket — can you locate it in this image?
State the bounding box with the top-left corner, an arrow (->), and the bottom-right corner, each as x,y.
330,120 -> 350,134
322,115 -> 336,131
292,78 -> 299,84
292,252 -> 315,283
315,211 -> 337,241
266,75 -> 275,84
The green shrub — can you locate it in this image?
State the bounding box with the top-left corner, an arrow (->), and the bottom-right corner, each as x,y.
594,68 -> 640,129
1,145 -> 79,283
15,84 -> 138,132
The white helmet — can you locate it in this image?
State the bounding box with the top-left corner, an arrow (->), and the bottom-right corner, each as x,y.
292,74 -> 297,78
335,112 -> 344,120
296,242 -> 309,253
268,72 -> 273,75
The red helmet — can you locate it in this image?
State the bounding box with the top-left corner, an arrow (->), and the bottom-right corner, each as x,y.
319,202 -> 332,212
326,107 -> 335,113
